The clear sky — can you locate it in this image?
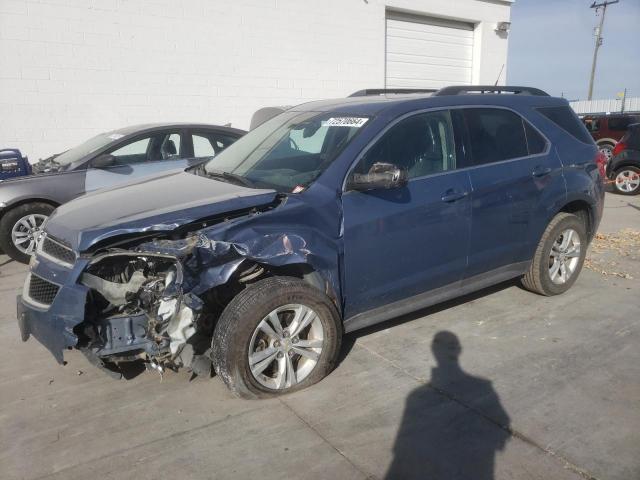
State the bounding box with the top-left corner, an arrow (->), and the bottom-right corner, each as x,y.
506,0 -> 640,101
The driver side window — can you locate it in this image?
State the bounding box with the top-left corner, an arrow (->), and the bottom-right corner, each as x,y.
105,132 -> 182,165
109,137 -> 151,164
354,110 -> 456,179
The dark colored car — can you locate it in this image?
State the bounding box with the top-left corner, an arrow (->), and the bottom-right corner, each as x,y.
0,149 -> 31,180
0,123 -> 245,263
582,113 -> 640,160
606,123 -> 640,195
17,86 -> 604,398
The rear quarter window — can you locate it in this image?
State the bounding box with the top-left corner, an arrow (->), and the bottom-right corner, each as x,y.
523,122 -> 547,155
537,106 -> 593,144
607,116 -> 632,131
625,125 -> 640,149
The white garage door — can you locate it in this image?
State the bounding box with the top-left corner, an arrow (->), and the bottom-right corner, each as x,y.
385,12 -> 474,89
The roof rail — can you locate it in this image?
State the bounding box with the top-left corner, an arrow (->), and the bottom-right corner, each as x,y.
349,88 -> 437,97
434,85 -> 550,97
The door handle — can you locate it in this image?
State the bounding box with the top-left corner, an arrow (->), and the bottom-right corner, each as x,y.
441,190 -> 469,203
532,165 -> 552,177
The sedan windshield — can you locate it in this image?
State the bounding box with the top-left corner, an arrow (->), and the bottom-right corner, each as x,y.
204,111 -> 369,192
52,132 -> 128,166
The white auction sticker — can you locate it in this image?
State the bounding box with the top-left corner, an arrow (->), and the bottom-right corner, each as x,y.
322,117 -> 368,128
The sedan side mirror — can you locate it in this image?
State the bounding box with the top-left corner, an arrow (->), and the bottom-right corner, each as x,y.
91,154 -> 116,169
347,162 -> 408,192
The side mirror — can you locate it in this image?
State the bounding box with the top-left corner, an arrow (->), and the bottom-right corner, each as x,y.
91,154 -> 116,169
347,162 -> 408,192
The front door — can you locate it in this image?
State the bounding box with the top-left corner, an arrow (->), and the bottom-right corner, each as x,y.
342,110 -> 471,320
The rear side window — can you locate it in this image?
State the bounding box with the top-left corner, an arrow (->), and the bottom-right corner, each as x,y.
537,106 -> 593,144
192,132 -> 238,158
624,125 -> 640,149
463,108 -> 528,165
524,122 -> 547,155
607,116 -> 631,131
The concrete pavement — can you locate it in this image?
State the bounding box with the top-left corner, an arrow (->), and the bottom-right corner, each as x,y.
0,193 -> 638,480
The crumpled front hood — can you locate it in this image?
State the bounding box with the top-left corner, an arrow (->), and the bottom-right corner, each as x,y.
45,170 -> 278,252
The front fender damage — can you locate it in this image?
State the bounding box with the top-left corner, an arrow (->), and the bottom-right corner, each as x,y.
77,228 -> 340,379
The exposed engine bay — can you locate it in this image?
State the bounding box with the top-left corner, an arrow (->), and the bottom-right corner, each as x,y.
75,252 -> 210,378
72,236 -> 271,379
74,253 -> 193,375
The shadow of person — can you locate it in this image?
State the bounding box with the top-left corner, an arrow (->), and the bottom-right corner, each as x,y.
385,331 -> 511,480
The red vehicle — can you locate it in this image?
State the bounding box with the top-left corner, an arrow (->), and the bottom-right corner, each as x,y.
606,123 -> 640,195
582,114 -> 640,160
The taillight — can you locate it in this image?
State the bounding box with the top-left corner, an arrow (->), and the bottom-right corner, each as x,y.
612,141 -> 626,156
596,151 -> 607,179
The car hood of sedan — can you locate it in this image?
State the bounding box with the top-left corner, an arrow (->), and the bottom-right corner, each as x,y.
45,170 -> 278,252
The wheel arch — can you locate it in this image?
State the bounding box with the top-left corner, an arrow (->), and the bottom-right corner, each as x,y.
253,262 -> 341,313
0,197 -> 60,222
557,199 -> 595,240
200,260 -> 342,324
611,161 -> 640,173
596,138 -> 617,146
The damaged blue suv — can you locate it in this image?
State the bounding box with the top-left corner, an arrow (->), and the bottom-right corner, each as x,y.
17,86 -> 605,398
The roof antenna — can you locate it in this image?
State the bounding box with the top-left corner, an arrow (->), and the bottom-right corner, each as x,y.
494,64 -> 505,86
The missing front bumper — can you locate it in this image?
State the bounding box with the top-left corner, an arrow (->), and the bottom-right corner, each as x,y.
17,293 -> 83,364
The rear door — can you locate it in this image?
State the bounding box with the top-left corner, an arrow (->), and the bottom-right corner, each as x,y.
85,130 -> 188,192
457,107 -> 563,278
342,110 -> 471,319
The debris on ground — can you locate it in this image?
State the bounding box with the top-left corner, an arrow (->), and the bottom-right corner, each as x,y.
585,229 -> 640,279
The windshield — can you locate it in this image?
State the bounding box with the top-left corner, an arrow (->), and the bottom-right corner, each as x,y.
52,132 -> 128,166
204,111 -> 369,192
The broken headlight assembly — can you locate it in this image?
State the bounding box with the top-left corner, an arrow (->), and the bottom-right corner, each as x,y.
76,252 -> 206,376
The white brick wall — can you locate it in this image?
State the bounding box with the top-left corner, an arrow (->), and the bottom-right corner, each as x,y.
0,0 -> 511,161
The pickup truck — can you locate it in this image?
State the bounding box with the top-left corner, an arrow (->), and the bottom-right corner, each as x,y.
0,149 -> 31,181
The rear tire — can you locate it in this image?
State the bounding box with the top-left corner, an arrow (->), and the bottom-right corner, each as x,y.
212,276 -> 342,399
522,213 -> 587,296
613,166 -> 640,195
0,203 -> 54,264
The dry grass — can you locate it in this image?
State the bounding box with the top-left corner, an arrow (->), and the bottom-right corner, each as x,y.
585,229 -> 640,279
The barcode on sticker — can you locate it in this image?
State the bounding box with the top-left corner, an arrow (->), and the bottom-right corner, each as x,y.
322,117 -> 368,128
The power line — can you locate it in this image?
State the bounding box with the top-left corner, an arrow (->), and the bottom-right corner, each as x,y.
587,0 -> 620,100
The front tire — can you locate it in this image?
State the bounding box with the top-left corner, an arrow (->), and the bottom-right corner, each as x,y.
613,166 -> 640,195
212,276 -> 342,399
522,213 -> 587,296
0,203 -> 54,264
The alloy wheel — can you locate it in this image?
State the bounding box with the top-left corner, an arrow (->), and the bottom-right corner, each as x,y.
548,228 -> 581,285
11,214 -> 47,255
615,170 -> 640,193
599,145 -> 613,161
248,304 -> 324,390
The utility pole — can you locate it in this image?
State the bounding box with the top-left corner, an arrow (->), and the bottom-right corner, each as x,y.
587,0 -> 619,100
